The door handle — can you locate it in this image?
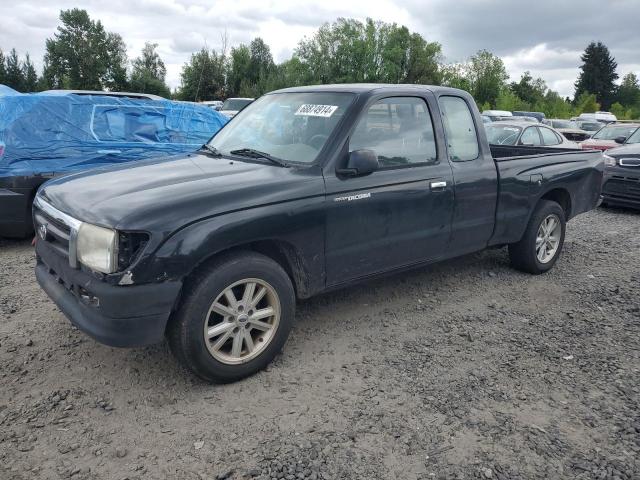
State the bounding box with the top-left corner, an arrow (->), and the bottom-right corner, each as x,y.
430,181 -> 447,191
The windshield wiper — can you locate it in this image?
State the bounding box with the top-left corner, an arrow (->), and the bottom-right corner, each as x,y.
200,144 -> 223,157
229,148 -> 289,167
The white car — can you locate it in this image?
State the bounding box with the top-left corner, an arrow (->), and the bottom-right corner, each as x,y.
579,111 -> 617,124
200,100 -> 224,110
219,98 -> 254,118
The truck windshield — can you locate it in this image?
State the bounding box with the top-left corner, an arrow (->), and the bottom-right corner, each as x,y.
627,128 -> 640,144
485,124 -> 522,145
592,125 -> 639,140
209,92 -> 355,164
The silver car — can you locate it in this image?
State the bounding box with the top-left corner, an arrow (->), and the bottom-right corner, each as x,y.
485,121 -> 581,149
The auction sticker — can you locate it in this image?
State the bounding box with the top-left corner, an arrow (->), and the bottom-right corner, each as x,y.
295,104 -> 338,117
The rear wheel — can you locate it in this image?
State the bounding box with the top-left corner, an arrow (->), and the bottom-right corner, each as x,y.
167,252 -> 295,383
509,200 -> 566,274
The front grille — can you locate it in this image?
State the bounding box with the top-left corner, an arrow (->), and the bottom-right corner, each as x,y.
33,196 -> 82,268
603,177 -> 640,198
34,207 -> 71,258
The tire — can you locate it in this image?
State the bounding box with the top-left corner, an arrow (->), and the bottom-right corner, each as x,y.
167,251 -> 295,383
508,200 -> 566,274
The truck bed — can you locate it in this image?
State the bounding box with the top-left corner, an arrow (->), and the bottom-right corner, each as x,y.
489,145 -> 604,246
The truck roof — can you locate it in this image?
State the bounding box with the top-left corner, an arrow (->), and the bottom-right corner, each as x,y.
271,83 -> 466,96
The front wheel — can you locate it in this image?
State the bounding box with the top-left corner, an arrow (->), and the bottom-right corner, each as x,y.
167,252 -> 295,383
508,200 -> 566,274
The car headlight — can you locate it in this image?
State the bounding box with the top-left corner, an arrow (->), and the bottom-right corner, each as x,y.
77,223 -> 118,274
603,154 -> 617,167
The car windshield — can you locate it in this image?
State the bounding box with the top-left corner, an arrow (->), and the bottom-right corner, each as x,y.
626,128 -> 640,144
222,99 -> 253,111
485,124 -> 522,145
578,122 -> 603,132
552,120 -> 577,129
209,92 -> 355,164
592,125 -> 639,140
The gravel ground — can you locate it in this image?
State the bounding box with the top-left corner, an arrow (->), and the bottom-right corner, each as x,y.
1,206 -> 639,480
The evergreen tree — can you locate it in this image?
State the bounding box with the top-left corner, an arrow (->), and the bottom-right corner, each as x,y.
22,54 -> 38,92
178,48 -> 226,101
615,72 -> 640,108
574,42 -> 618,109
5,48 -> 25,91
0,49 -> 6,85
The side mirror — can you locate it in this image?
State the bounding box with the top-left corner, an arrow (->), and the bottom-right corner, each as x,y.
614,136 -> 627,144
337,149 -> 379,176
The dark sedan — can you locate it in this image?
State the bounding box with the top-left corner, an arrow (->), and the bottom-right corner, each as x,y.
602,132 -> 640,209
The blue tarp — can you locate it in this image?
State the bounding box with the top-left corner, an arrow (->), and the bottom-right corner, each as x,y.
0,87 -> 228,177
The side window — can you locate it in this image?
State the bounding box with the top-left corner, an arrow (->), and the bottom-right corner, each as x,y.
540,127 -> 561,145
350,97 -> 437,168
520,127 -> 542,146
438,96 -> 479,161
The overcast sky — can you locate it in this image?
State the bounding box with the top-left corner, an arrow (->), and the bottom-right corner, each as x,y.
2,0 -> 639,98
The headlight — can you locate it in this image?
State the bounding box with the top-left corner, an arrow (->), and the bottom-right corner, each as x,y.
603,154 -> 617,167
77,223 -> 118,274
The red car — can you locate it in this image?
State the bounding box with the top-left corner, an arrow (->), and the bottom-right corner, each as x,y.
580,123 -> 640,151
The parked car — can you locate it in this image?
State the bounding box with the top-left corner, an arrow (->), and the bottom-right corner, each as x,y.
220,97 -> 254,118
542,119 -> 591,142
496,115 -> 538,123
575,120 -> 604,133
513,111 -> 546,122
33,84 -> 604,382
485,121 -> 580,148
0,87 -> 227,238
482,109 -> 512,120
41,90 -> 166,100
201,100 -> 224,111
579,111 -> 617,124
580,123 -> 640,151
601,136 -> 640,209
481,114 -> 492,124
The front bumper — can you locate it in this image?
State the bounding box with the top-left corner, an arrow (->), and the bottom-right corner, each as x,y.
36,240 -> 181,347
602,168 -> 640,210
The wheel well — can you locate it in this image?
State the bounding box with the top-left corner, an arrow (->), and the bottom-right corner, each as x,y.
541,188 -> 572,219
184,240 -> 308,300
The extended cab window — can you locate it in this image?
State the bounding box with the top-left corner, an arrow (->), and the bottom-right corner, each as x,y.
350,97 -> 437,168
438,96 -> 479,161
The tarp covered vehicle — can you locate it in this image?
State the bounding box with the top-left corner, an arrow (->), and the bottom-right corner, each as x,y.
0,85 -> 227,237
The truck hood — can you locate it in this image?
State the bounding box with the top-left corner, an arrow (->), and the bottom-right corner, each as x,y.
39,153 -> 324,233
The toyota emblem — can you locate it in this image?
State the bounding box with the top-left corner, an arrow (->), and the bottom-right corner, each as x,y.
38,223 -> 47,240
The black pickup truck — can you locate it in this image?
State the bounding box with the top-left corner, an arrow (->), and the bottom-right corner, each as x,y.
33,84 -> 604,382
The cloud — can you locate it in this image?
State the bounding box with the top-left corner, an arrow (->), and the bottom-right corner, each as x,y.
0,0 -> 638,98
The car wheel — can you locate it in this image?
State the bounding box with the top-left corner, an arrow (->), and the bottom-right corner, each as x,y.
508,200 -> 566,274
167,251 -> 295,383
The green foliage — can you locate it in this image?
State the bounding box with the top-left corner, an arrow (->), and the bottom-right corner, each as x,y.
615,73 -> 640,110
574,42 -> 618,110
178,48 -> 226,101
22,54 -> 38,92
574,92 -> 600,114
43,9 -> 128,90
0,49 -> 6,85
465,50 -> 509,107
294,18 -> 441,85
130,43 -> 171,97
510,71 -> 546,106
4,48 -> 24,91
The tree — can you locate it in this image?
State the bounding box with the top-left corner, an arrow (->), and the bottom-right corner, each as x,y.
178,48 -> 226,101
227,44 -> 252,97
465,50 -> 509,107
615,72 -> 640,108
130,42 -> 171,97
22,54 -> 38,92
574,92 -> 600,114
574,42 -> 618,110
43,8 -> 128,90
510,71 -> 547,107
0,49 -> 6,85
295,18 -> 441,86
4,48 -> 25,91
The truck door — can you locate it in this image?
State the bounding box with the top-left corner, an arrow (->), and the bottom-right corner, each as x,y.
324,95 -> 454,286
437,95 -> 498,255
